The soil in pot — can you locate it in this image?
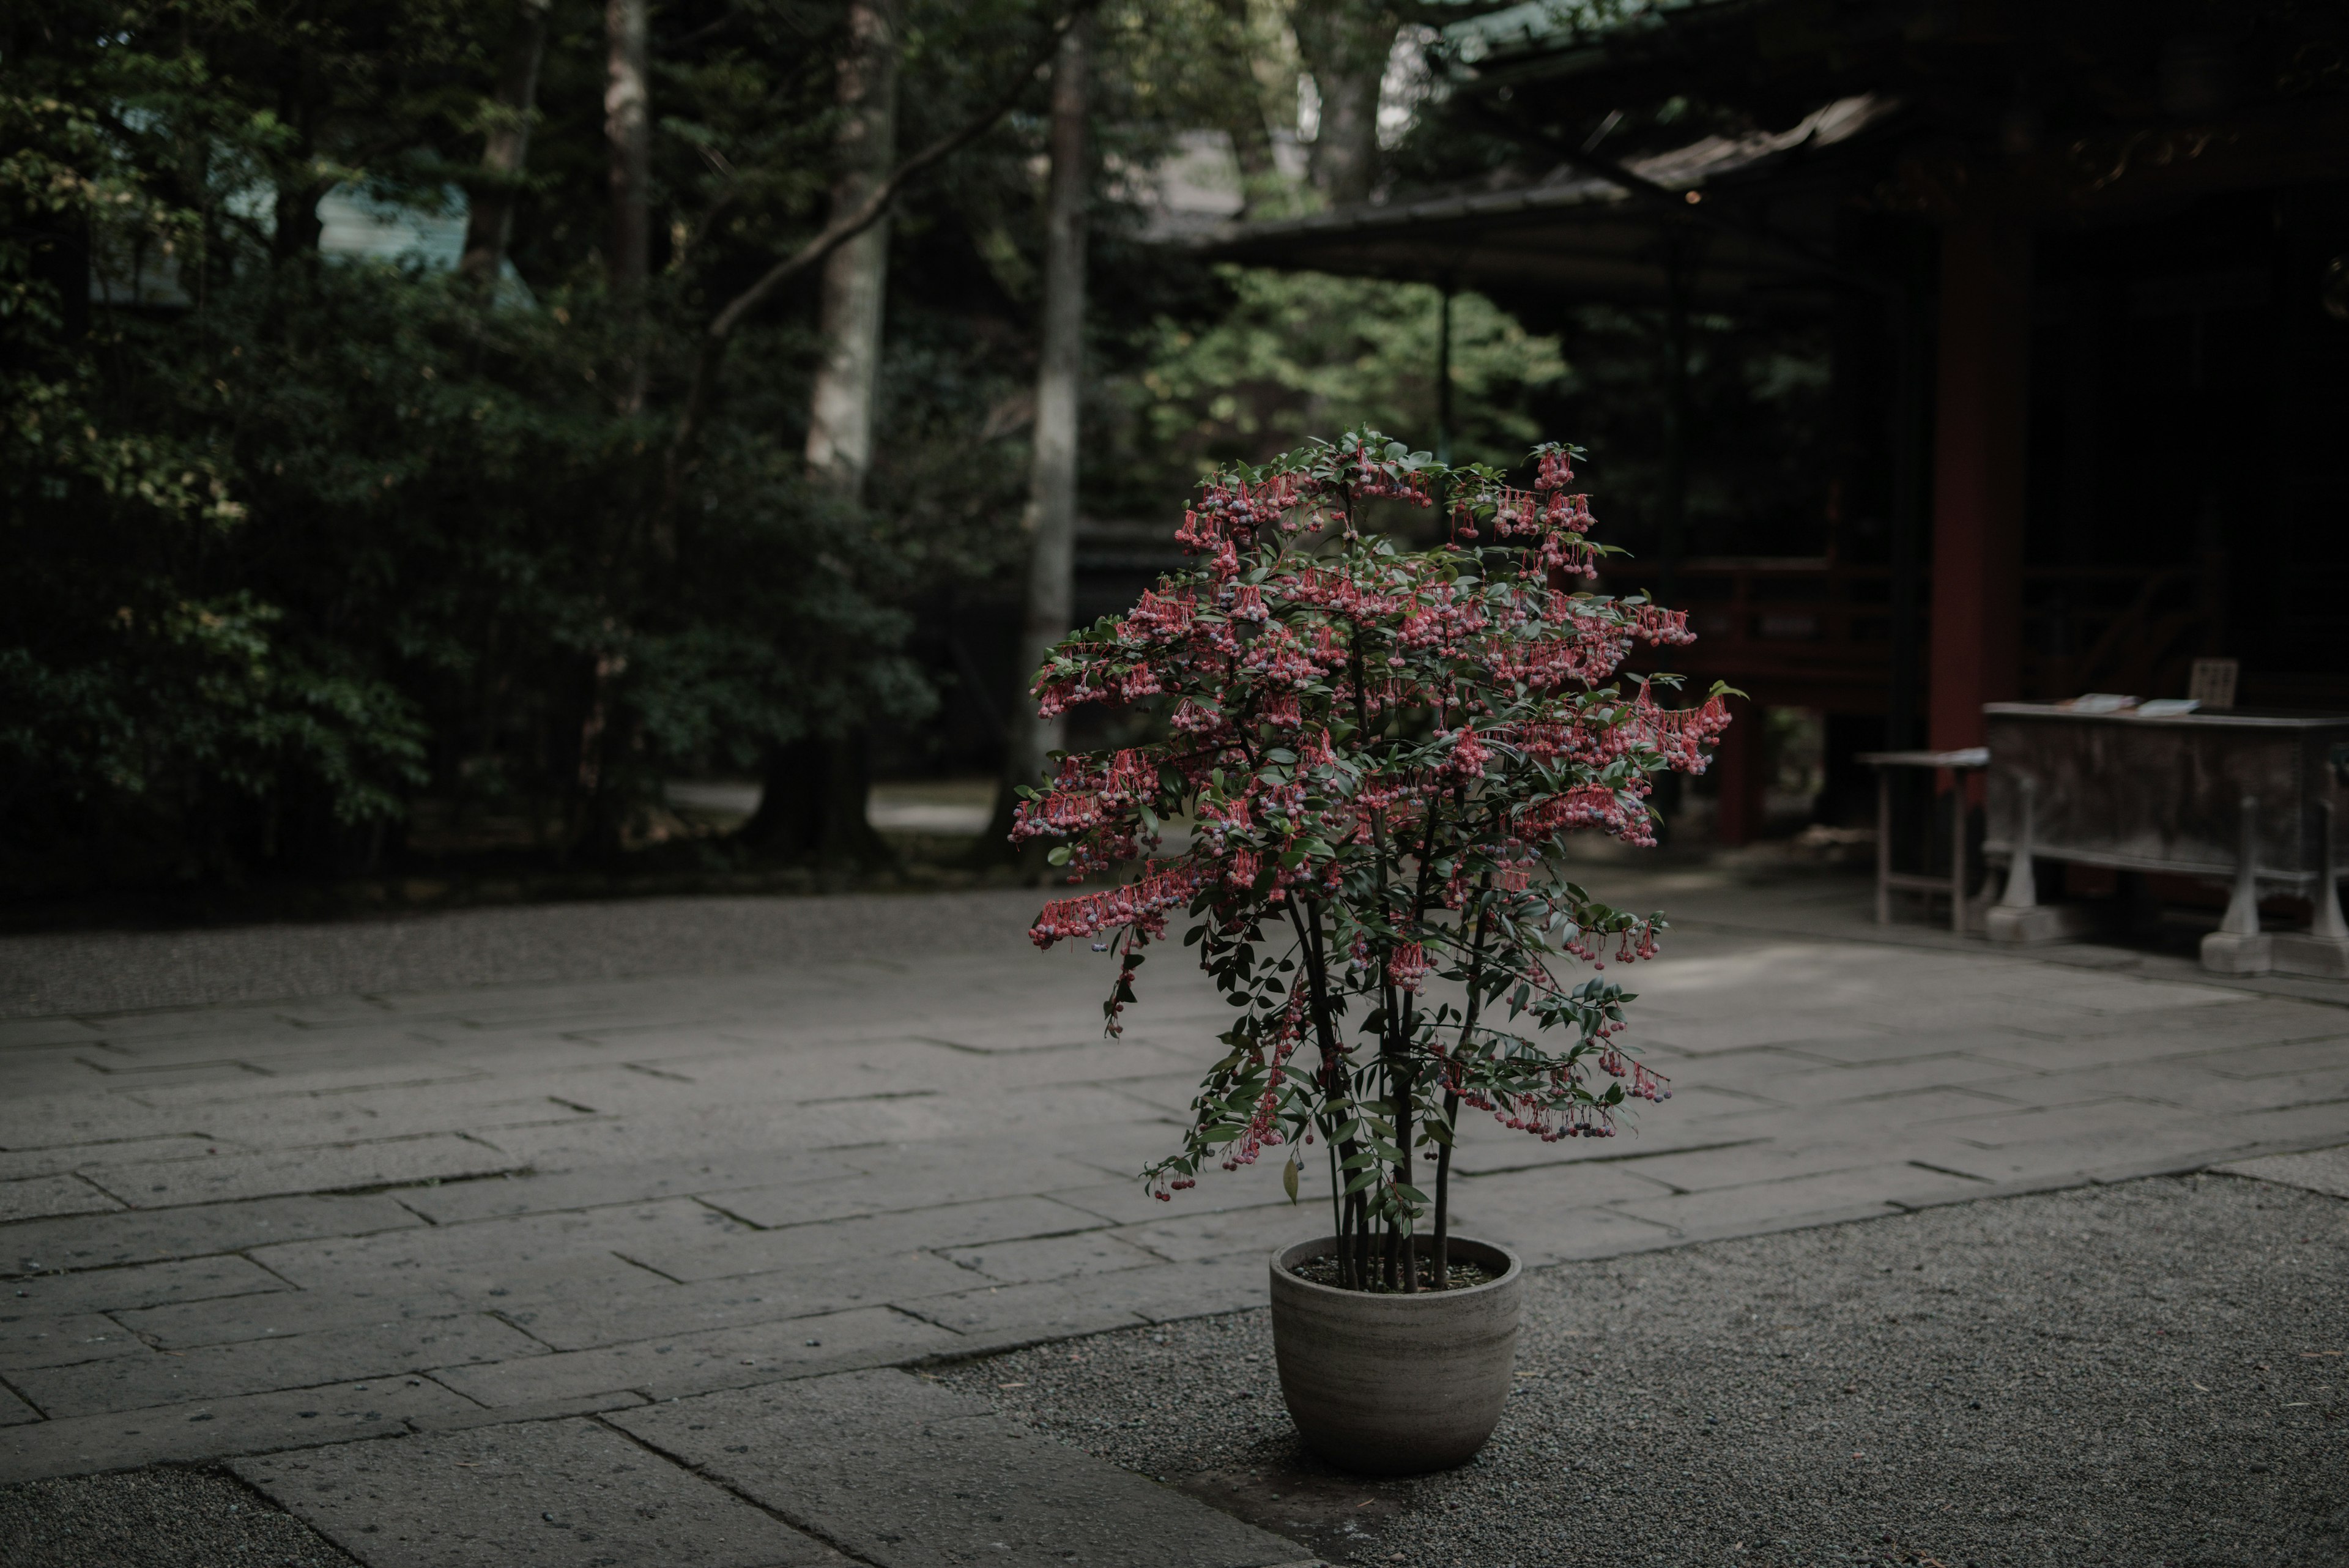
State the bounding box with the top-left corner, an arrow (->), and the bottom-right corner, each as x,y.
1286,1255 -> 1501,1292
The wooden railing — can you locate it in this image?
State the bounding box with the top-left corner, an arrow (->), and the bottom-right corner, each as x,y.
1595,558 -> 2213,713
1597,557 -> 1897,712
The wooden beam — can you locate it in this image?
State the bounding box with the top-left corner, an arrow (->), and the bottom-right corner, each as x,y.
1927,205 -> 2030,763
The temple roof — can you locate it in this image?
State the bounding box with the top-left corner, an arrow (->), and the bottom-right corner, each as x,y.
1186,94 -> 1899,308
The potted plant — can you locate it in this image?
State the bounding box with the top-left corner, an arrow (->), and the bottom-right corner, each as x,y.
1016,429 -> 1728,1474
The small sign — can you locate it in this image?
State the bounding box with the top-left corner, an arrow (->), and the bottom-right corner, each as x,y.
2188,658 -> 2239,710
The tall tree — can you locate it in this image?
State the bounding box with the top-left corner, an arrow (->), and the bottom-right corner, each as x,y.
805,0 -> 902,489
1214,0 -> 1280,205
606,0 -> 651,409
1001,12 -> 1093,836
461,0 -> 552,285
742,0 -> 904,865
1290,0 -> 1398,206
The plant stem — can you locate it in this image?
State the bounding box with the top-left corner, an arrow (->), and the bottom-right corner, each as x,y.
1392,788 -> 1446,1291
1345,625 -> 1409,1286
1324,1109 -> 1343,1253
1433,880 -> 1493,1282
1289,894 -> 1359,1289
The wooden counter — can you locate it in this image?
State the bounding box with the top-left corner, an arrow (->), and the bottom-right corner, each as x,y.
1981,703 -> 2349,976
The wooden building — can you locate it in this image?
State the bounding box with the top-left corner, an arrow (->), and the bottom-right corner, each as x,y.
1197,0 -> 2349,842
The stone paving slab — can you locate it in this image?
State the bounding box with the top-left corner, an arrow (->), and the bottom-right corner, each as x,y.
907,1251 -> 1275,1344
620,1195 -> 1111,1284
610,1369 -> 1309,1568
0,1375 -> 476,1483
86,1134 -> 522,1209
939,1230 -> 1164,1285
429,1304 -> 957,1409
114,1283 -> 478,1350
6,1192 -> 423,1273
0,1134 -> 233,1184
0,1312 -> 147,1372
492,1250 -> 979,1350
705,1148 -> 1124,1230
407,1389 -> 648,1435
396,1148 -> 863,1224
7,1254 -> 288,1317
247,1197 -> 751,1297
2219,1143 -> 2349,1198
13,1310 -> 540,1418
96,1093 -> 601,1154
0,1173 -> 124,1223
232,1417 -> 848,1567
896,1278 -> 1150,1343
1608,1161 -> 1986,1236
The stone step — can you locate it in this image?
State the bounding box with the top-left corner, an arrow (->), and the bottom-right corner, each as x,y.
224,1372 -> 1316,1568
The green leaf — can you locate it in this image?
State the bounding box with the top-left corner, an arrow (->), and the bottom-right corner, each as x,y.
1283,1156 -> 1300,1204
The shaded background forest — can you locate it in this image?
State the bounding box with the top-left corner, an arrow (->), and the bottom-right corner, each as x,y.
1,0 -> 1835,910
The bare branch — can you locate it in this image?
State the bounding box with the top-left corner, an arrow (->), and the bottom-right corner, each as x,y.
658,0 -> 1097,528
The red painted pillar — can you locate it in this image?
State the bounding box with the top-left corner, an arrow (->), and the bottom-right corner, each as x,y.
1927,209 -> 2030,760
1712,697 -> 1764,847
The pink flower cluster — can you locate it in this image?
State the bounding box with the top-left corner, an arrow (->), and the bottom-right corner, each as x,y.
1176,473 -> 1315,559
1028,863 -> 1203,948
1516,784 -> 1655,847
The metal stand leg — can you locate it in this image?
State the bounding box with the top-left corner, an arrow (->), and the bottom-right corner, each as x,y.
1949,781 -> 1968,934
1875,768 -> 1892,926
1997,776 -> 2037,911
1986,775 -> 2095,945
2202,794 -> 2274,975
2273,799 -> 2349,977
2221,795 -> 2262,937
2310,801 -> 2346,942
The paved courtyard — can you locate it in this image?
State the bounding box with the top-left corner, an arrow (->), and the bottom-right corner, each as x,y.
3,870 -> 2347,1565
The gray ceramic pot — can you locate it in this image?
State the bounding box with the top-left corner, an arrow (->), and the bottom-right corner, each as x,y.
1267,1234 -> 1523,1475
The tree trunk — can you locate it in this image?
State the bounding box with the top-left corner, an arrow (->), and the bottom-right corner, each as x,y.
741,0 -> 904,871
740,735 -> 886,866
462,0 -> 551,285
1291,0 -> 1398,206
986,14 -> 1090,861
272,180 -> 328,259
1214,0 -> 1277,207
804,0 -> 900,489
658,9 -> 1082,518
605,0 -> 651,409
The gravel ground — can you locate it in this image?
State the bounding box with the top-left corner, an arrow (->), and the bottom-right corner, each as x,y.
940,1175 -> 2349,1568
0,1466 -> 355,1568
0,888 -> 1044,1017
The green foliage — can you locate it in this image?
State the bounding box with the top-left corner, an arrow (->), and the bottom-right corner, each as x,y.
1104,266 -> 1566,508
0,0 -> 977,888
1,0 -> 1741,899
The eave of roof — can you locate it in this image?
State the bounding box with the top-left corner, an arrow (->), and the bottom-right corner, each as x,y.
1179,94 -> 1899,308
